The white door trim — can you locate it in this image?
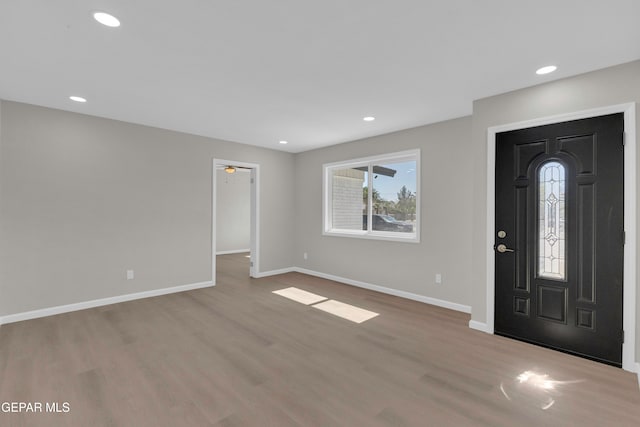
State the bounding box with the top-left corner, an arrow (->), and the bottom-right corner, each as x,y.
212,159 -> 260,282
482,103 -> 637,372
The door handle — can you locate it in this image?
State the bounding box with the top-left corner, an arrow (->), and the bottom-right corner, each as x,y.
496,244 -> 515,253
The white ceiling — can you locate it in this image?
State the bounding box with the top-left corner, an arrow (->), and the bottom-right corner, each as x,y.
1,1 -> 639,153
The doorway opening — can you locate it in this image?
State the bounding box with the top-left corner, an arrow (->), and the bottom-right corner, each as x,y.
482,103 -> 637,372
212,159 -> 259,283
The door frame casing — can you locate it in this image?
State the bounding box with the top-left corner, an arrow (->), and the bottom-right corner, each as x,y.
212,159 -> 260,282
480,103 -> 637,372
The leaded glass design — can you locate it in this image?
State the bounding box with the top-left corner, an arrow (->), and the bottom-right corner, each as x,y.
538,161 -> 566,280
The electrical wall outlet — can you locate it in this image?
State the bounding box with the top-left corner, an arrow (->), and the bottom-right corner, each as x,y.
435,273 -> 442,284
126,269 -> 134,280
303,252 -> 308,260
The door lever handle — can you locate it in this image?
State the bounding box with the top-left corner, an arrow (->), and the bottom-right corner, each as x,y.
496,244 -> 515,253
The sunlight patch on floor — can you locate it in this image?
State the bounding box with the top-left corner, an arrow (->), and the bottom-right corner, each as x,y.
272,288 -> 379,323
313,299 -> 379,323
272,287 -> 327,305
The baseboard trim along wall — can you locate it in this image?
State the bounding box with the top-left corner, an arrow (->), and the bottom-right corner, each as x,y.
636,363 -> 640,389
0,281 -> 214,325
253,266 -> 471,313
216,249 -> 250,255
468,320 -> 491,333
293,267 -> 471,314
252,267 -> 296,278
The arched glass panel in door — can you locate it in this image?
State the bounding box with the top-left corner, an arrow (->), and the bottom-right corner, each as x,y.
538,161 -> 566,280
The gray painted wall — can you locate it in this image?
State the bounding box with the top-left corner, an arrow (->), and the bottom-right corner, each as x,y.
294,116 -> 474,307
469,60 -> 640,362
216,169 -> 250,253
0,101 -> 295,316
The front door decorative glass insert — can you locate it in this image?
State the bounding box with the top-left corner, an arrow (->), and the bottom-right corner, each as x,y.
538,161 -> 566,280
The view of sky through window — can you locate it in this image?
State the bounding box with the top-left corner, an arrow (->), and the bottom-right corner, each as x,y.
363,161 -> 416,202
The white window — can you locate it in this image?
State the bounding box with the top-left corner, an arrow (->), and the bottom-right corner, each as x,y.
323,150 -> 420,242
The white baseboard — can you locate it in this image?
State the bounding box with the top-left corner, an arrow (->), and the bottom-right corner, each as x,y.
216,249 -> 250,255
636,363 -> 640,389
0,281 -> 214,325
253,267 -> 295,278
293,267 -> 471,314
469,320 -> 491,333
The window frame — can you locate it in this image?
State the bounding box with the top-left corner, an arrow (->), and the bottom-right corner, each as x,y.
322,149 -> 420,243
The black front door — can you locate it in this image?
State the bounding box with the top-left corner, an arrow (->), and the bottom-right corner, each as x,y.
494,113 -> 624,366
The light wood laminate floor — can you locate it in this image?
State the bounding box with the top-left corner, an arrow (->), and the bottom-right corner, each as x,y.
1,253 -> 639,426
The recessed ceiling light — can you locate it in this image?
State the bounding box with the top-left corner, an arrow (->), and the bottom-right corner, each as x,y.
363,116 -> 375,122
536,65 -> 557,75
93,11 -> 121,28
279,140 -> 288,144
69,96 -> 87,103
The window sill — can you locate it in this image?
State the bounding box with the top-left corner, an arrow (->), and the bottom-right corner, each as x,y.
323,229 -> 419,243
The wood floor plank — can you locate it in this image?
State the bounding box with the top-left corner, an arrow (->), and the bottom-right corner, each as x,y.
1,252 -> 639,426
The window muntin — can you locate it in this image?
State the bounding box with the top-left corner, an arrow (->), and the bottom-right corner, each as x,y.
324,150 -> 419,242
538,161 -> 566,280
